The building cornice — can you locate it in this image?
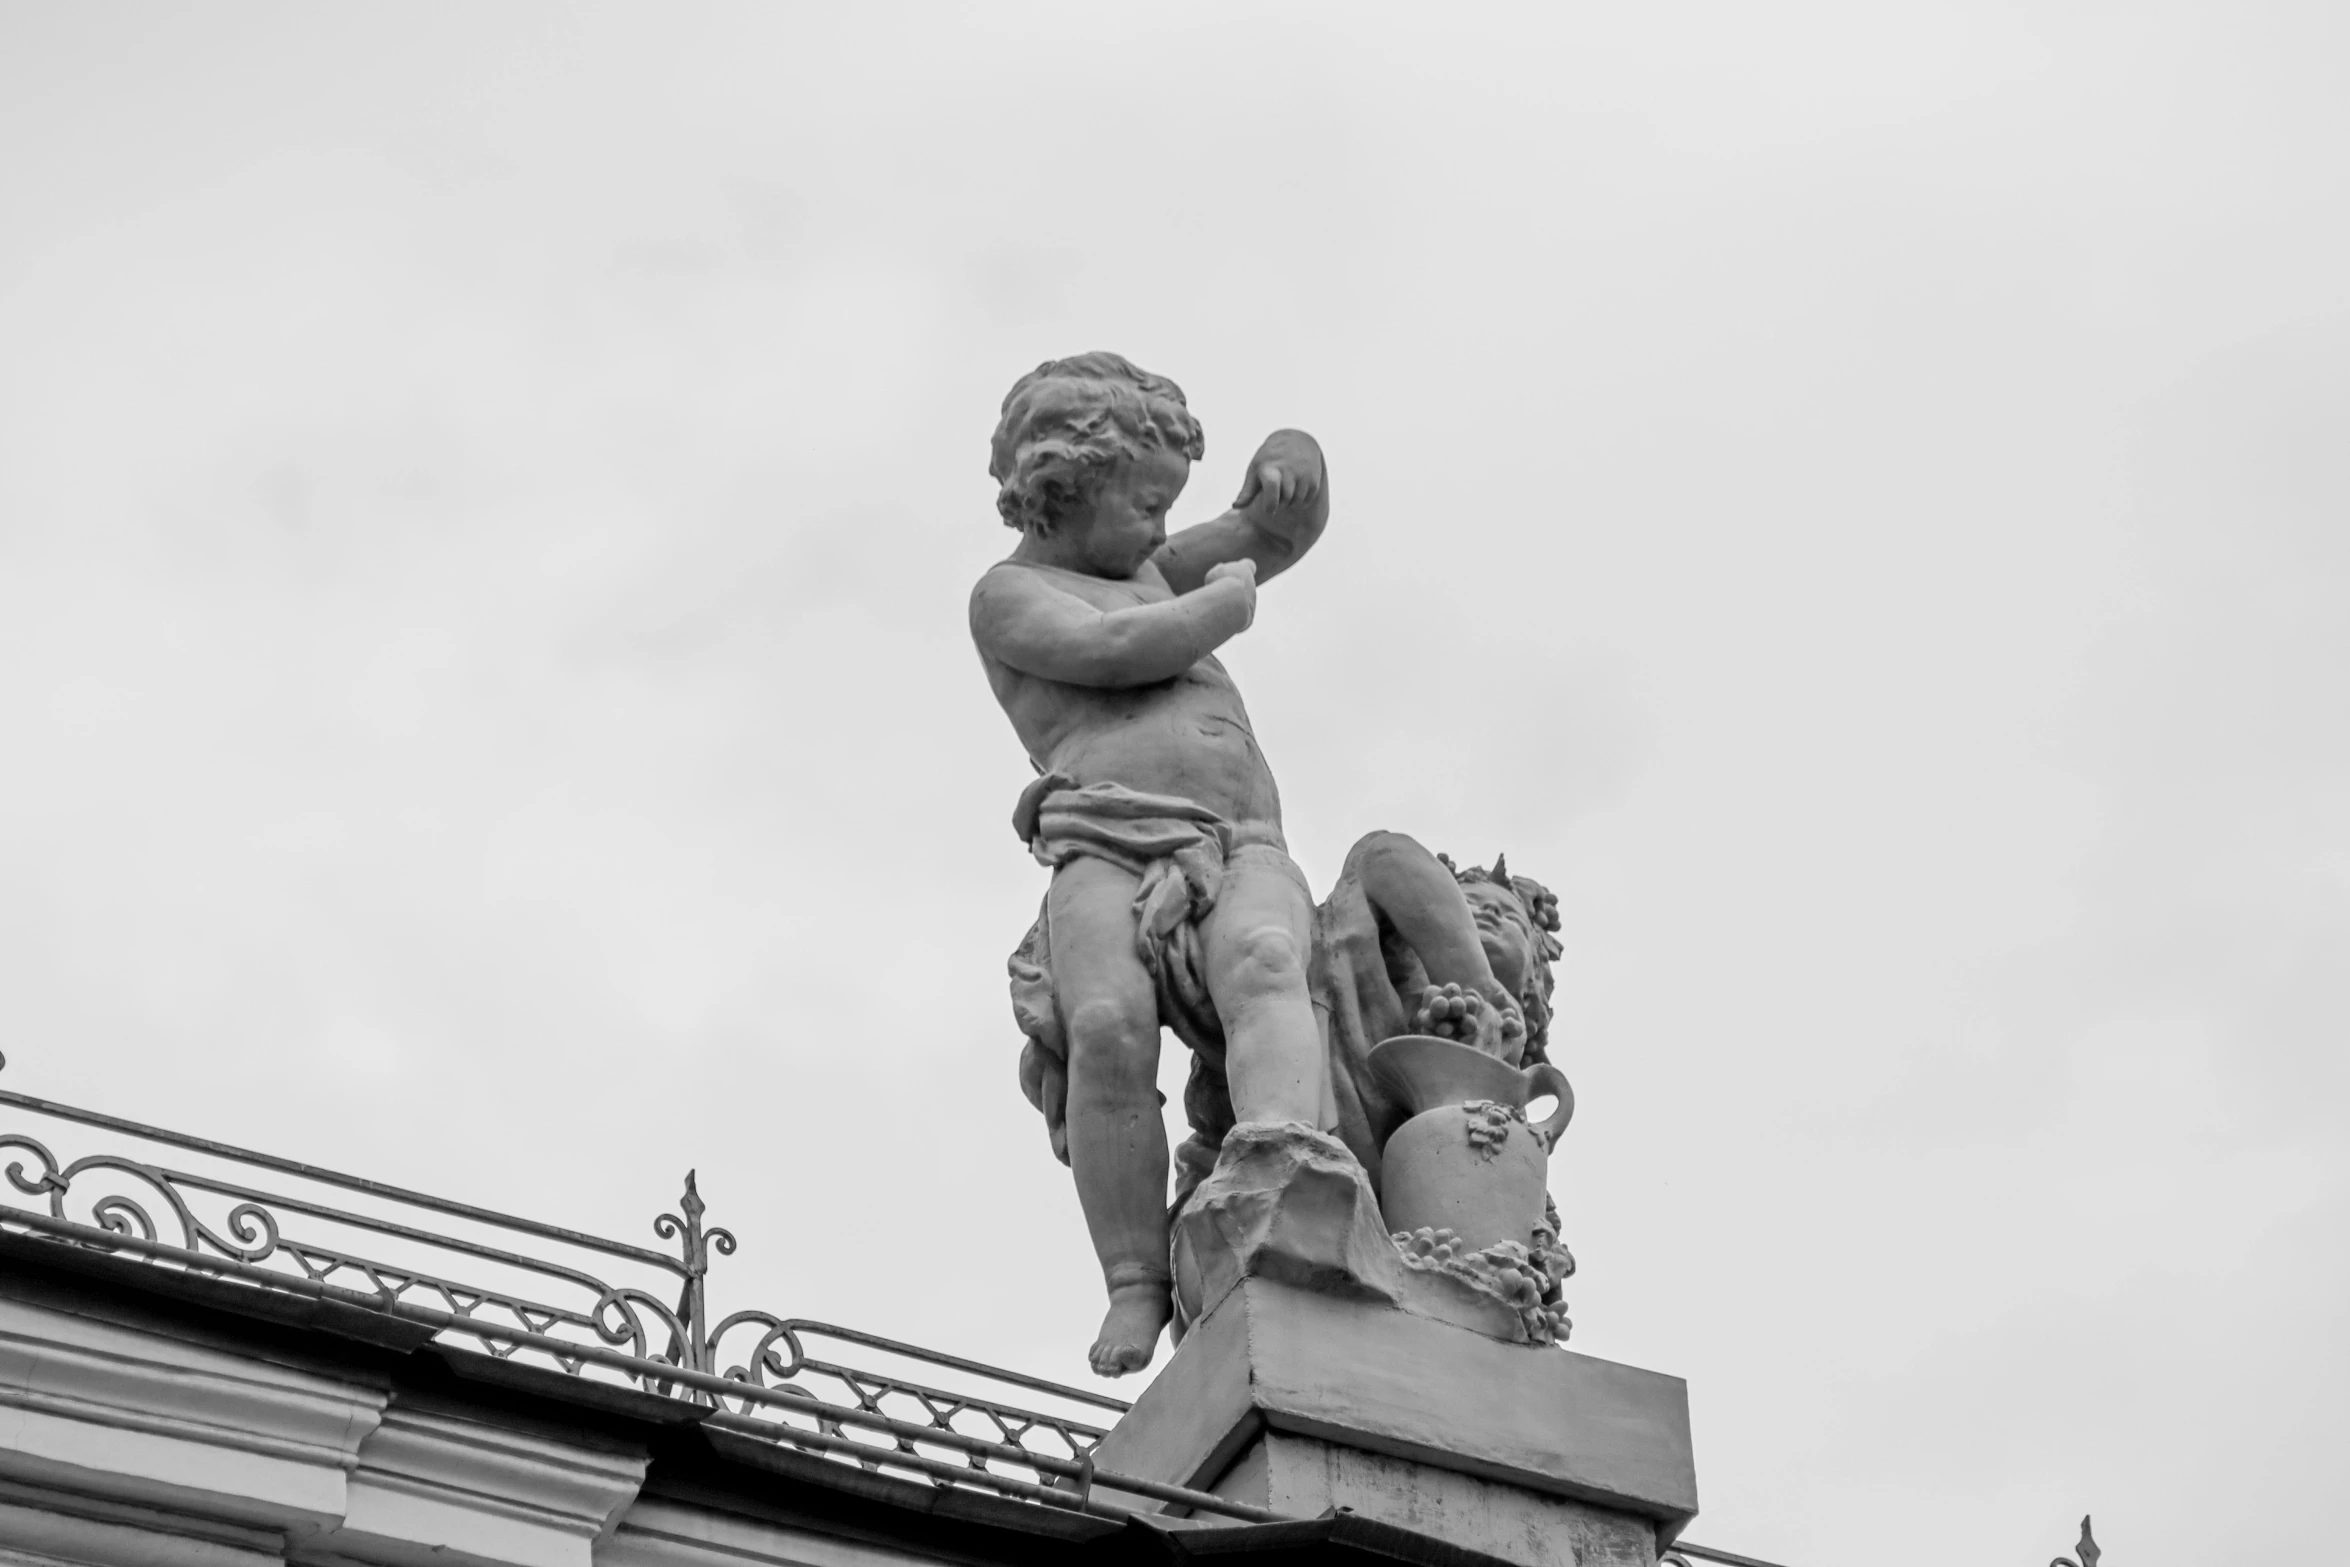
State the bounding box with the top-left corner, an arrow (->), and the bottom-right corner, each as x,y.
0,1292 -> 386,1536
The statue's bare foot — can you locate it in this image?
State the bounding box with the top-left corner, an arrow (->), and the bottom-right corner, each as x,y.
1415,983 -> 1525,1059
1089,1281 -> 1172,1378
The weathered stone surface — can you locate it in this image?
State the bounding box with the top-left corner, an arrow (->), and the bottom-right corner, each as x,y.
1091,1276 -> 1698,1567
1170,1118 -> 1578,1347
1220,1435 -> 1659,1567
1170,1122 -> 1406,1329
1390,1233 -> 1561,1344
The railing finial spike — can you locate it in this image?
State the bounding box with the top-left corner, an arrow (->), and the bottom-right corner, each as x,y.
2050,1513 -> 2101,1567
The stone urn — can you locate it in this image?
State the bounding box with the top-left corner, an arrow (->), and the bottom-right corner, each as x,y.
1369,1034 -> 1575,1254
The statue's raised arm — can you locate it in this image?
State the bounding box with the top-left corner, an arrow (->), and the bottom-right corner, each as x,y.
969,554 -> 1256,690
1152,428 -> 1330,595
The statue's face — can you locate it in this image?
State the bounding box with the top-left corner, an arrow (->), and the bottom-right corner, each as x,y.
1071,447 -> 1189,576
1462,880 -> 1535,999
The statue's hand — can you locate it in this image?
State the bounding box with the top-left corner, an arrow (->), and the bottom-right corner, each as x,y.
1413,983 -> 1524,1060
1233,428 -> 1327,544
1203,558 -> 1259,627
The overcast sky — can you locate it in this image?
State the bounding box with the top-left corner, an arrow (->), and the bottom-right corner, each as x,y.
3,5 -> 2345,1563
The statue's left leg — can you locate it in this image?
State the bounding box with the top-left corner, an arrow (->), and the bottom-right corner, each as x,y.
1200,847 -> 1326,1130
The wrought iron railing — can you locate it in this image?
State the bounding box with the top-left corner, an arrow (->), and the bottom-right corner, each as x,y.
1663,1514 -> 2100,1565
1662,1543 -> 1797,1567
0,1078 -> 2090,1562
0,1083 -> 1269,1524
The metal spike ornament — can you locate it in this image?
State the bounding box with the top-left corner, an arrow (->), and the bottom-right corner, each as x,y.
2052,1515 -> 2101,1567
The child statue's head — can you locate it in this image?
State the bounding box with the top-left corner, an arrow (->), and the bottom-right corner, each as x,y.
989,352 -> 1207,536
1440,852 -> 1566,1067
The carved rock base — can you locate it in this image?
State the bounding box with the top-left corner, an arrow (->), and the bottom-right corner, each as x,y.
1170,1122 -> 1405,1330
1392,1225 -> 1575,1345
1170,1121 -> 1573,1347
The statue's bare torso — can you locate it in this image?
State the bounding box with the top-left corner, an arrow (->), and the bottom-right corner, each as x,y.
977,559 -> 1284,834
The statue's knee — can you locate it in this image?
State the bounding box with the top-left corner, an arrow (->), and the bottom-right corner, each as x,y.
1064,999 -> 1157,1105
1225,926 -> 1306,1000
1064,998 -> 1156,1060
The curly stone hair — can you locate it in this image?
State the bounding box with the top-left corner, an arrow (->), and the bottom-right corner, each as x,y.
988,351 -> 1207,534
1443,852 -> 1565,1066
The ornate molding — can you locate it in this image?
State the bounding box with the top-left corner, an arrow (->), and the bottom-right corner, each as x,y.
601,1498 -> 915,1567
0,1481 -> 284,1567
327,1402 -> 647,1567
0,1296 -> 384,1533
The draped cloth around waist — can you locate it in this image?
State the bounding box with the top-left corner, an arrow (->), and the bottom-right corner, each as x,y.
1005,774 -> 1404,1211
1007,774 -> 1236,1191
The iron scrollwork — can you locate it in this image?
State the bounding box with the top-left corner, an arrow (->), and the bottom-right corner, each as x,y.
0,1085 -> 1125,1507
0,1081 -> 2115,1550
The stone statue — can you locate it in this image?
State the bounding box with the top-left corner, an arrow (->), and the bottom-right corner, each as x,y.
970,352 -> 1332,1374
972,353 -> 1576,1374
1013,833 -> 1576,1346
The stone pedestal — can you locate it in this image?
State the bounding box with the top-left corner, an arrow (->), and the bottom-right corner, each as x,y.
1092,1279 -> 1697,1567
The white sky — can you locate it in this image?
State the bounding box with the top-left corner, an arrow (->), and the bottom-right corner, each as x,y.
3,5 -> 2345,1563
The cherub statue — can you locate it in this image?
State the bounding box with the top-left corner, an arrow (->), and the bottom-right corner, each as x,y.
970,352 -> 1331,1375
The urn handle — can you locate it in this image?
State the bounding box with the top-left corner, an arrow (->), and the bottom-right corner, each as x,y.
1519,1062 -> 1575,1146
